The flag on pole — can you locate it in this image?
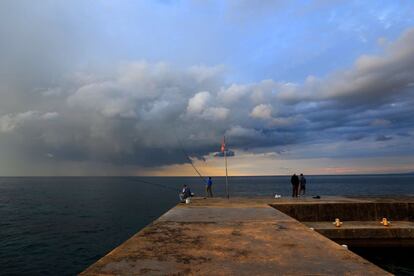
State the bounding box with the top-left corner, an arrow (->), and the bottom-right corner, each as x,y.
222,135 -> 229,198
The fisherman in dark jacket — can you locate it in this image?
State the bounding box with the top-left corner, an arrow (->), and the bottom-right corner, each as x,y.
179,184 -> 192,203
291,174 -> 299,198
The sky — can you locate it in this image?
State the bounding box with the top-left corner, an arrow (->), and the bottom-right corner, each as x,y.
1,0 -> 414,176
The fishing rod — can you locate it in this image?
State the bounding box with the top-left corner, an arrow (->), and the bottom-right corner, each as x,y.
173,128 -> 207,184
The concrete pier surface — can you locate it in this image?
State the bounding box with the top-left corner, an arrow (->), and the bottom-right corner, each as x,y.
78,196 -> 414,275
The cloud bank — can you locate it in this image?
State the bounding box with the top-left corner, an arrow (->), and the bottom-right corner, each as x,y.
1,1 -> 414,175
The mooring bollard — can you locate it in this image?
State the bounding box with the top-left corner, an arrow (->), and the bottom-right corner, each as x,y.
333,218 -> 343,227
381,218 -> 390,226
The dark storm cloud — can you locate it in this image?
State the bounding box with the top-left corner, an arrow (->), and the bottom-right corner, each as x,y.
346,134 -> 366,141
213,150 -> 235,158
1,0 -> 414,174
376,135 -> 393,142
2,42 -> 414,169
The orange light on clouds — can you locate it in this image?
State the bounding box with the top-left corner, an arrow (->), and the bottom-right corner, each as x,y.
135,150 -> 414,176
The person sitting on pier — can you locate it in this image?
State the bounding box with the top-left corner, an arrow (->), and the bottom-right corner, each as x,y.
179,184 -> 192,203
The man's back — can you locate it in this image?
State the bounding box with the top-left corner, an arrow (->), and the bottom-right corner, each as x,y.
300,176 -> 306,185
291,175 -> 299,185
183,187 -> 191,198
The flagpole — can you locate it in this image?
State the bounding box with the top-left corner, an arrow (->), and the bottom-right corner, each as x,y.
224,136 -> 229,199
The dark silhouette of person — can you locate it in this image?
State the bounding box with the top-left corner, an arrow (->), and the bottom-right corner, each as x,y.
291,174 -> 299,198
299,173 -> 306,196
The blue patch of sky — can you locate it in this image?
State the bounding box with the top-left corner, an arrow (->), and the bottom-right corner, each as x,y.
40,1 -> 414,84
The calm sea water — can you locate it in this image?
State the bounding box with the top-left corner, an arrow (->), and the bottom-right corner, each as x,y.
1,174 -> 414,275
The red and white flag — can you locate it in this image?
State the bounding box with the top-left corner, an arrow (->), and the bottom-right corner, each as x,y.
221,136 -> 226,153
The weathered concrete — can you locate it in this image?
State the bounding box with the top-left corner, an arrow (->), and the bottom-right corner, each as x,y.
81,197 -> 392,275
270,196 -> 414,248
270,197 -> 414,221
304,221 -> 414,247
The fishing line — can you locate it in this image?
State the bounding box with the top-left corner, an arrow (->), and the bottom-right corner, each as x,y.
173,127 -> 207,184
134,178 -> 178,192
133,126 -> 208,192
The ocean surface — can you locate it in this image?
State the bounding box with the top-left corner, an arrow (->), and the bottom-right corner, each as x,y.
1,174 -> 414,275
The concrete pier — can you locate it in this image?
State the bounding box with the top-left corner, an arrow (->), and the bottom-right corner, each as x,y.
78,196 -> 414,275
269,196 -> 414,249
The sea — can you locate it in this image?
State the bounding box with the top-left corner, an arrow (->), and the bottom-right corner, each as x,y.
1,174 -> 414,276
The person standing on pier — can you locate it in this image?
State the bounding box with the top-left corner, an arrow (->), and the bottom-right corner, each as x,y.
291,174 -> 299,198
299,173 -> 306,196
206,177 -> 213,197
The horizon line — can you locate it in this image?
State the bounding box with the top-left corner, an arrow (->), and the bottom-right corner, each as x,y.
0,172 -> 413,178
